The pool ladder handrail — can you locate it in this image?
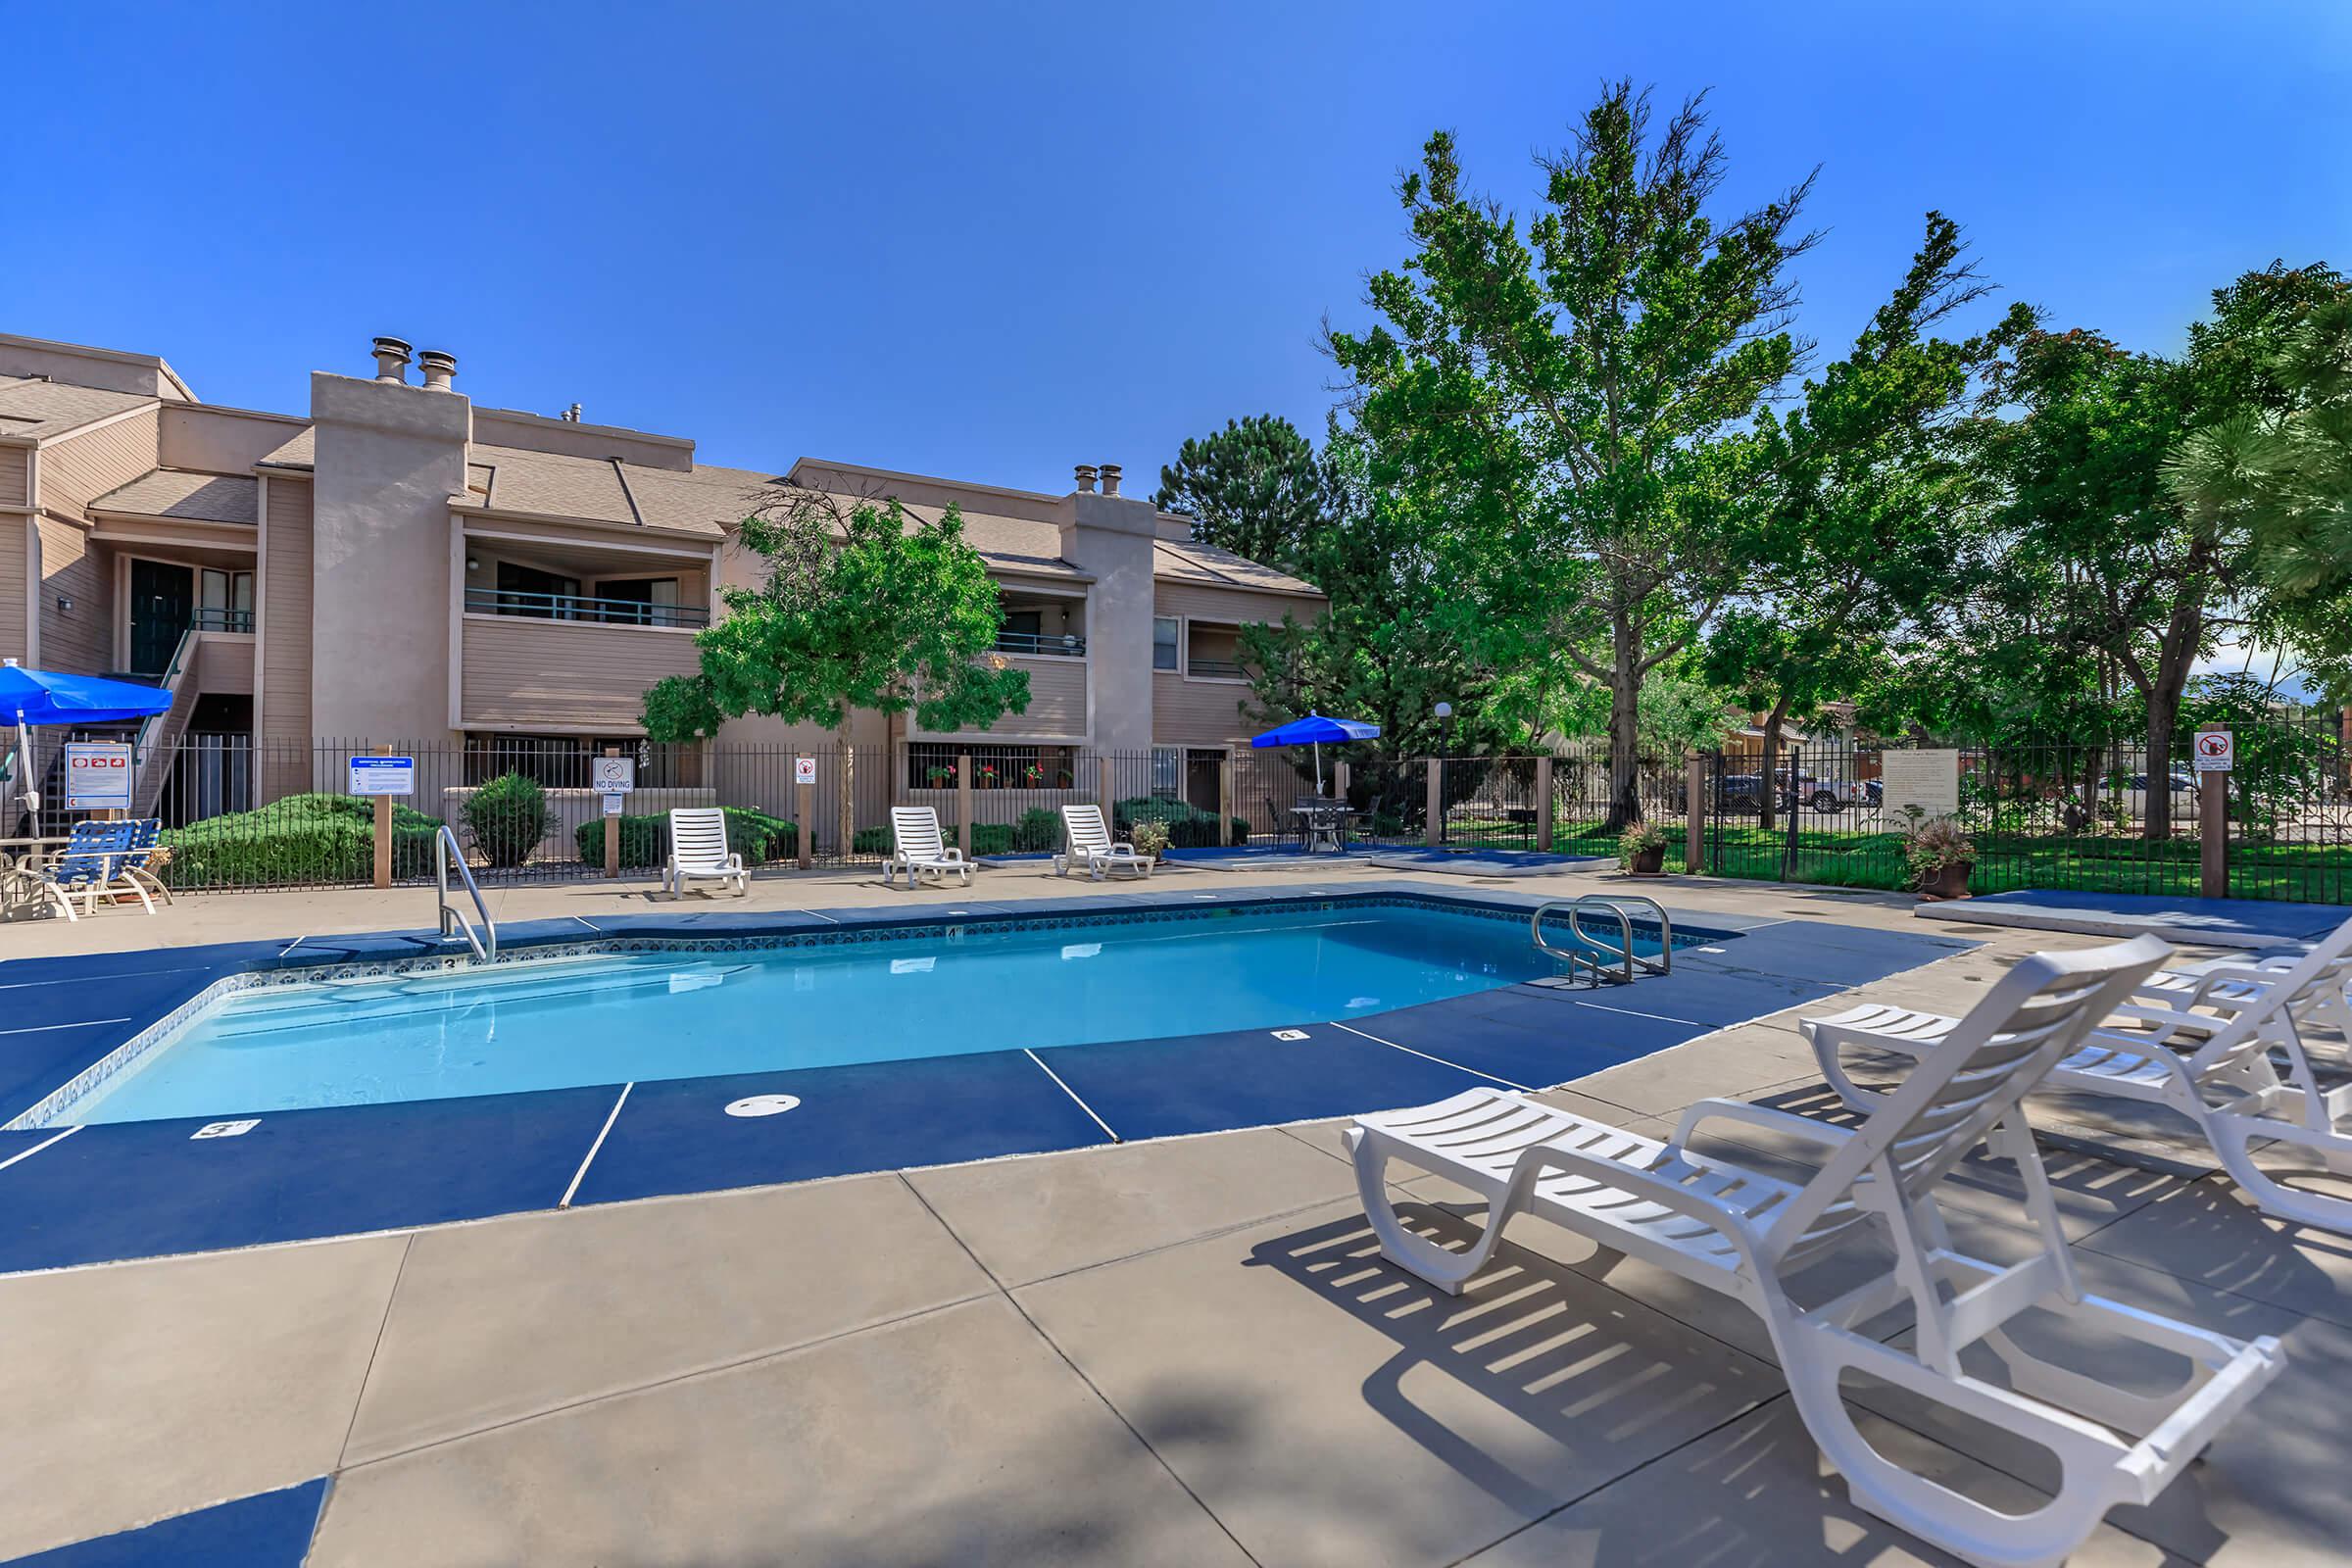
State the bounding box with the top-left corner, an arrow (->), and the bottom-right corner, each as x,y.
1530,894 -> 1672,985
436,825 -> 497,963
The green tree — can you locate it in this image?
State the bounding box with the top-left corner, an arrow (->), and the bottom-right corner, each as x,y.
1960,263 -> 2343,835
1153,415 -> 1333,567
2168,289 -> 2352,696
1705,214 -> 2028,827
641,486 -> 1029,742
1328,83 -> 1820,825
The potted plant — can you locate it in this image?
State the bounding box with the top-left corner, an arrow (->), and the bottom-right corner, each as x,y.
1903,816 -> 1976,900
1130,818 -> 1171,861
1616,820 -> 1668,876
925,762 -> 956,789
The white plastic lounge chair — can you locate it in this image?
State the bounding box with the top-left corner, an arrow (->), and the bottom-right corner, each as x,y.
1808,923 -> 2352,1233
662,808 -> 747,897
1054,804 -> 1152,880
2119,910 -> 2352,1045
1350,937 -> 2283,1568
883,806 -> 970,889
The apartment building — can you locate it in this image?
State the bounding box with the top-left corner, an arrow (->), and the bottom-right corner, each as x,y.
0,332 -> 1322,819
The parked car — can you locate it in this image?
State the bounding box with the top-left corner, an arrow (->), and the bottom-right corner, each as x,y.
1717,768 -> 1877,814
2102,771 -> 2200,822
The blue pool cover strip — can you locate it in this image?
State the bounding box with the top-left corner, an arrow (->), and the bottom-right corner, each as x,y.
0,883 -> 1973,1274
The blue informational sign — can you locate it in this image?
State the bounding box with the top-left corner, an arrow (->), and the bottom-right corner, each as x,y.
347,756 -> 416,797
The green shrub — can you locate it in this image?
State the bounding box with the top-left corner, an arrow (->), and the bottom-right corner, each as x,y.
159,793 -> 443,888
573,808 -> 798,869
464,772 -> 552,867
1111,797 -> 1248,849
1014,806 -> 1062,852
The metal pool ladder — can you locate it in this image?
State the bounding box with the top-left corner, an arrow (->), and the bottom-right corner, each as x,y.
1530,894 -> 1672,986
435,825 -> 498,962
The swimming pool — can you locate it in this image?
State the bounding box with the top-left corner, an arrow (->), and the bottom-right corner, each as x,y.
58,902 -> 1695,1126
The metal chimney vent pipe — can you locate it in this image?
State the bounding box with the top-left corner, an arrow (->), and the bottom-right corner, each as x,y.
370,336 -> 413,383
417,350 -> 458,392
1073,464 -> 1098,494
1099,463 -> 1123,496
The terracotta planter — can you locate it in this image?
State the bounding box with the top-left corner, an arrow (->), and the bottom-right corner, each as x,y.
1918,860 -> 1974,901
1626,844 -> 1666,876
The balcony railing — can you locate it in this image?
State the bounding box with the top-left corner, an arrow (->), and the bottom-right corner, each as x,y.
465,587 -> 710,629
189,608 -> 254,633
994,629 -> 1087,657
1188,657 -> 1246,679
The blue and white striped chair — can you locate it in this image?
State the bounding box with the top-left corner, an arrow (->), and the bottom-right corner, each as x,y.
38,819 -> 160,920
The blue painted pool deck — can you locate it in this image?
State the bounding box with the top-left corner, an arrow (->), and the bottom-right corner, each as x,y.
6,1478 -> 325,1566
1367,847 -> 1606,876
0,884 -> 1973,1275
1920,888 -> 2352,949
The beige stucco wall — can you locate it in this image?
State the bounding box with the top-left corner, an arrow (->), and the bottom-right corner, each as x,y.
157,405 -> 307,474
308,373 -> 468,743
459,614 -> 703,733
1055,490 -> 1159,753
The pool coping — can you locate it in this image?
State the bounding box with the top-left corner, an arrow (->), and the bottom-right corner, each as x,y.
0,881 -> 1975,1274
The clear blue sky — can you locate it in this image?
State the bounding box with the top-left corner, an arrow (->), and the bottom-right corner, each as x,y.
10,2 -> 2348,494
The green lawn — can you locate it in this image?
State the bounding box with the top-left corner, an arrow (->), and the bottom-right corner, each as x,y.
1483,814 -> 2352,905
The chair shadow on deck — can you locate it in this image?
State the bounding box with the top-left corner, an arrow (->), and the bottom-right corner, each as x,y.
1235,1202 -> 2078,1565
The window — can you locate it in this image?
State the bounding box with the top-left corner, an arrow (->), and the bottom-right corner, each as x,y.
196,568 -> 254,632
1152,616 -> 1180,672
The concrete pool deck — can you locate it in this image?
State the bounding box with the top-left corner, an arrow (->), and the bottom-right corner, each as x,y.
4,862 -> 2350,1564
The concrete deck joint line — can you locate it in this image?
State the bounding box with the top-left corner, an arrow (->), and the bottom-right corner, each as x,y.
1023,1049 -> 1120,1143
1330,1020 -> 1537,1093
335,1232 -> 416,1470
559,1083 -> 634,1207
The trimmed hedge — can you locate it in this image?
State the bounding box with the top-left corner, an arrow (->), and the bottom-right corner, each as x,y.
464,773 -> 552,868
160,794 -> 443,888
1112,796 -> 1249,849
574,808 -> 798,870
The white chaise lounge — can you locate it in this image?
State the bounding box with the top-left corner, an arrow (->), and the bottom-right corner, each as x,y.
1349,936 -> 2283,1568
883,806 -> 971,889
663,808 -> 748,897
1054,804 -> 1152,880
1807,915 -> 2352,1232
2120,908 -> 2352,1046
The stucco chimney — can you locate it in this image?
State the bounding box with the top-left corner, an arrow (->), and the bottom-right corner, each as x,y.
1099,463 -> 1122,496
416,350 -> 458,392
1073,463 -> 1098,494
370,336 -> 413,383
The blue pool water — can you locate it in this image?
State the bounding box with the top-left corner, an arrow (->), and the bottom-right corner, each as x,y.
70,904 -> 1690,1125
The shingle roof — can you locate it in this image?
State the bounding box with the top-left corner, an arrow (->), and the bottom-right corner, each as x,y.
90,468 -> 258,525
1153,536 -> 1318,595
257,427 -> 314,469
0,377 -> 153,442
464,445 -> 766,538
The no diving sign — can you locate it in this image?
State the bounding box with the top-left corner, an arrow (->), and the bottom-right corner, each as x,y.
2194,730 -> 2234,773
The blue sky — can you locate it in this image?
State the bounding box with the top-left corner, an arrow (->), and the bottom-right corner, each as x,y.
9,2 -> 2349,500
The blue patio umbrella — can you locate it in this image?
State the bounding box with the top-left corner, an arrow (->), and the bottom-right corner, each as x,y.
1250,711 -> 1381,796
2,659 -> 172,816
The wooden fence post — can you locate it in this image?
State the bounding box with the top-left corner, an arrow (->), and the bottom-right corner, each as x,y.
1099,754 -> 1113,816
1535,757 -> 1554,853
956,751 -> 973,859
1686,750 -> 1706,874
371,744 -> 394,890
2199,723 -> 2229,899
602,746 -> 621,878
1425,759 -> 1443,848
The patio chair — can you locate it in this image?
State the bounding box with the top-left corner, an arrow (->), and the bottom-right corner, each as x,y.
117,818 -> 172,908
662,807 -> 747,897
1805,916 -> 2352,1232
37,819 -> 147,920
1349,937 -> 2284,1568
1054,804 -> 1152,880
883,806 -> 970,889
2118,910 -> 2352,1046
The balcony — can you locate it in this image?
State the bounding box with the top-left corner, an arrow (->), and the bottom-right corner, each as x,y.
459,608 -> 706,731
464,586 -> 710,630
189,607 -> 254,634
993,628 -> 1087,657
1187,657 -> 1245,680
